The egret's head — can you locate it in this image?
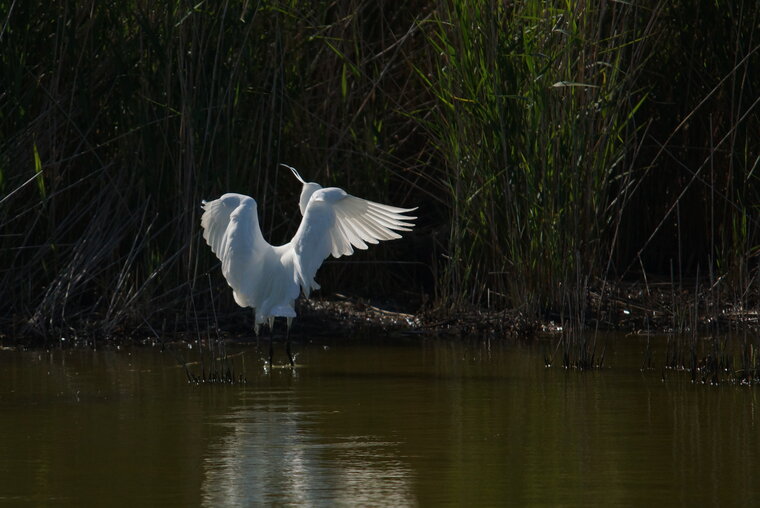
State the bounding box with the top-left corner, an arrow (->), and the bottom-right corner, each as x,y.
280,163 -> 322,215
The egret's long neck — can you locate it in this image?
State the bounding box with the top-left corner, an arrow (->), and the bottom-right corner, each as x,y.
299,182 -> 322,215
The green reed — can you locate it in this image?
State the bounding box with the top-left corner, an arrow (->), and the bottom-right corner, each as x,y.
415,0 -> 649,316
1,1 -> 759,339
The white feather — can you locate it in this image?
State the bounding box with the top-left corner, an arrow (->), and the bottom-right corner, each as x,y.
200,171 -> 416,326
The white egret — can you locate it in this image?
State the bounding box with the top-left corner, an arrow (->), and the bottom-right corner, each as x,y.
200,164 -> 416,365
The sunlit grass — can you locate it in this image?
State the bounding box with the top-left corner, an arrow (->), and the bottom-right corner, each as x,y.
415,0 -> 648,317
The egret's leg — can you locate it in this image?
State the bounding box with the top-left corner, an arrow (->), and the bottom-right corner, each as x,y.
267,317 -> 275,366
285,317 -> 294,367
254,312 -> 263,361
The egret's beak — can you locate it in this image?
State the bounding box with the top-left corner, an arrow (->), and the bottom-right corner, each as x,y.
280,163 -> 306,184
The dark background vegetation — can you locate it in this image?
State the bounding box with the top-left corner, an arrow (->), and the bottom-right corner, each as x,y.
1,1 -> 758,339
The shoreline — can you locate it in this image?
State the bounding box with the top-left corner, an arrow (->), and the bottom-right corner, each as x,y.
3,280 -> 759,350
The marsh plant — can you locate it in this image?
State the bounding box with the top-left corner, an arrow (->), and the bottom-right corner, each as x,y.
415,1 -> 647,315
1,1 -> 759,339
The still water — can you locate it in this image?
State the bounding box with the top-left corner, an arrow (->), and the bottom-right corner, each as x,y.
1,334 -> 758,506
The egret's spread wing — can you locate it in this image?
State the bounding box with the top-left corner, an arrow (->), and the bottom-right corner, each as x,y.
201,193 -> 267,293
201,193 -> 255,256
329,192 -> 416,258
291,187 -> 416,296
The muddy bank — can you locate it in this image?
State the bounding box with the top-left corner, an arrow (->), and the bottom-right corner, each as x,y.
2,280 -> 759,350
299,278 -> 760,339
